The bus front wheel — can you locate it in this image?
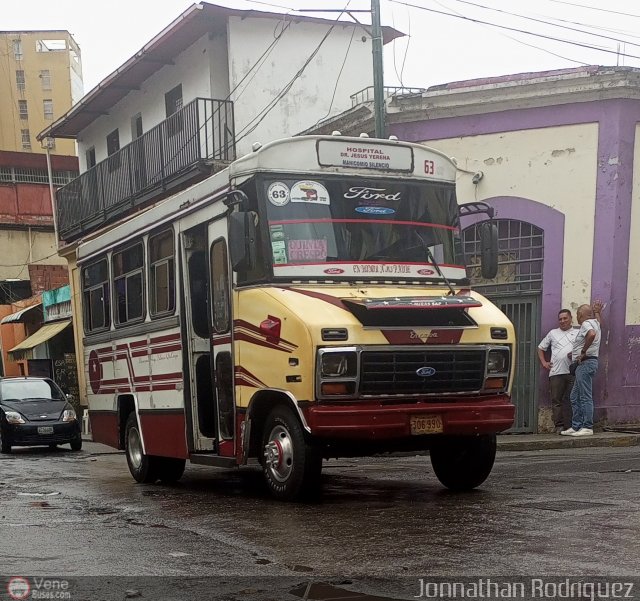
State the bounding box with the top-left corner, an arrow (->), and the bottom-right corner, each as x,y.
261,405 -> 322,501
430,434 -> 497,491
125,413 -> 158,484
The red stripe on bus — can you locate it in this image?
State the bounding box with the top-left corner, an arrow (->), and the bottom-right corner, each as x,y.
269,218 -> 459,231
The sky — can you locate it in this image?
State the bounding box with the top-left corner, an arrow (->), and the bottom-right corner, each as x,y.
3,0 -> 640,96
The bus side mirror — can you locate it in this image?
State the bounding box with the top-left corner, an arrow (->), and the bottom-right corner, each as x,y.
479,221 -> 498,279
229,211 -> 257,272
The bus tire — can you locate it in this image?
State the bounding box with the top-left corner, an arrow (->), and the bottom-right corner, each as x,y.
261,405 -> 322,501
430,434 -> 497,491
125,413 -> 158,484
156,457 -> 186,483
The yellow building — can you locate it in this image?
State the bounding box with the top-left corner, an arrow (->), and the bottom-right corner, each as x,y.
0,30 -> 82,155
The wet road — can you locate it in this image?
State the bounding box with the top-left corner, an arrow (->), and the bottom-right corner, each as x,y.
1,442 -> 639,600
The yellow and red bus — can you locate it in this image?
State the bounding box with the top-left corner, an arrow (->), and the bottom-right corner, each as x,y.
78,134 -> 515,500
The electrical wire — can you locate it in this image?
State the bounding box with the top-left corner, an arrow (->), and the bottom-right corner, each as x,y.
314,24 -> 357,125
430,0 -> 590,65
543,0 -> 640,19
232,1 -> 356,147
387,0 -> 640,62
446,0 -> 640,52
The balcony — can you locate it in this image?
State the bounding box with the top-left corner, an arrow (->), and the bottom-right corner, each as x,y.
56,97 -> 235,242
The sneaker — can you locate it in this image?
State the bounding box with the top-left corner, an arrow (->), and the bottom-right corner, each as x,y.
560,428 -> 577,436
571,428 -> 594,436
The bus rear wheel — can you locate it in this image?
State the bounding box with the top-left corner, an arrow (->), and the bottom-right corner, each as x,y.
125,413 -> 158,484
261,405 -> 322,501
430,434 -> 497,491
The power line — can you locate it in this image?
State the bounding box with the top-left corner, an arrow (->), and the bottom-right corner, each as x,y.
543,0 -> 640,19
234,1 -> 355,146
315,24 -> 357,125
447,0 -> 640,51
387,0 -> 640,61
430,0 -> 590,66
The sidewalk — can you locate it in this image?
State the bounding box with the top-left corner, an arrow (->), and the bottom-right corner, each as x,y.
497,430 -> 640,452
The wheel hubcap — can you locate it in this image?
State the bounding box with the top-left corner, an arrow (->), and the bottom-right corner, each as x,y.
264,425 -> 293,483
127,426 -> 143,469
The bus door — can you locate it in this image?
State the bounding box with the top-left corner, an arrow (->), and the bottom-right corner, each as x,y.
208,219 -> 235,456
181,224 -> 216,452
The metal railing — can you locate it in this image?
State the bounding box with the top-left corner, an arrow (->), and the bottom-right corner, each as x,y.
56,97 -> 235,242
350,86 -> 426,107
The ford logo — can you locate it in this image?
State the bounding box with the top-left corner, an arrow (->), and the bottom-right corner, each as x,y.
416,366 -> 436,377
324,268 -> 344,275
355,206 -> 395,215
417,269 -> 435,276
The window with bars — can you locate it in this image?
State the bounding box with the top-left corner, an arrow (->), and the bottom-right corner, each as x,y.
21,129 -> 31,150
43,99 -> 54,120
12,39 -> 23,60
16,70 -> 25,91
18,100 -> 28,119
40,69 -> 51,90
463,219 -> 544,294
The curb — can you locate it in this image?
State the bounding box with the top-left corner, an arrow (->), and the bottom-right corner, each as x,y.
497,432 -> 640,452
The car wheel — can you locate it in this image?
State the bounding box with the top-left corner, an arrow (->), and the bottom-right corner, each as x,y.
156,457 -> 186,483
430,434 -> 497,491
261,405 -> 322,501
70,437 -> 82,452
0,430 -> 11,454
125,413 -> 158,483
48,443 -> 58,450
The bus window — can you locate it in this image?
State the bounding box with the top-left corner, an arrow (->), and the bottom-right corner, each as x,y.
113,243 -> 145,325
210,238 -> 229,334
82,258 -> 110,333
149,229 -> 175,317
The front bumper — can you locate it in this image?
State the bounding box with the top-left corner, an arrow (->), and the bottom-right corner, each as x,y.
5,420 -> 81,446
302,394 -> 514,439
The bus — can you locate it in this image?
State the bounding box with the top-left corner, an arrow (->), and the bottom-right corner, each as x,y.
78,134 -> 515,501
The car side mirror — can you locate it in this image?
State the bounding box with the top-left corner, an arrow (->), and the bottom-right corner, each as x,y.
479,221 -> 498,279
229,211 -> 257,272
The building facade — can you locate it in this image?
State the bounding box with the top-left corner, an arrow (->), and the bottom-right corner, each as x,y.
0,30 -> 82,156
308,65 -> 640,430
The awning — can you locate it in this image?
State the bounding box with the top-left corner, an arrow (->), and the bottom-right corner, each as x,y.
1,303 -> 43,324
8,320 -> 72,360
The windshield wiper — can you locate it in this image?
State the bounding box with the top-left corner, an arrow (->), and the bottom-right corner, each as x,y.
414,231 -> 456,296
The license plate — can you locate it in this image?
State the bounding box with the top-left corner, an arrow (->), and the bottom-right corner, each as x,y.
37,426 -> 54,435
410,414 -> 443,435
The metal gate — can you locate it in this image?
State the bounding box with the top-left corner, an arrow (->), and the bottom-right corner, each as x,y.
488,293 -> 540,432
463,219 -> 544,433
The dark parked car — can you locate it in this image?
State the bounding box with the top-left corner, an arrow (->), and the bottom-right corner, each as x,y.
0,377 -> 82,453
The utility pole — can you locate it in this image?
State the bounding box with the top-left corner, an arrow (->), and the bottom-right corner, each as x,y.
371,0 -> 385,139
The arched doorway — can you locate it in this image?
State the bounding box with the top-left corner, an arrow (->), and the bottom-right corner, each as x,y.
463,219 -> 544,432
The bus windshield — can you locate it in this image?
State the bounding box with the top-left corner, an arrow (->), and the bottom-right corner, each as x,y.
260,175 -> 465,281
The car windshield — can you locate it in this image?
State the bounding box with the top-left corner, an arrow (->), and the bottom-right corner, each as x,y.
0,380 -> 64,402
261,175 -> 464,281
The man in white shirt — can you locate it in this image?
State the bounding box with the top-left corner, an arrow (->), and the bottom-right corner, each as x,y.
537,309 -> 577,433
561,304 -> 602,437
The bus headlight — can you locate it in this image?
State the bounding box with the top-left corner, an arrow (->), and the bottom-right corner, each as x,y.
487,349 -> 509,374
317,348 -> 359,399
321,351 -> 357,378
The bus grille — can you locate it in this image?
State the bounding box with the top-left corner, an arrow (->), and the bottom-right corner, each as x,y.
359,349 -> 486,396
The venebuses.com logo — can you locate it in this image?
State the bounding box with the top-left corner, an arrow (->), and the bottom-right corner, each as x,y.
6,577 -> 71,600
7,577 -> 30,600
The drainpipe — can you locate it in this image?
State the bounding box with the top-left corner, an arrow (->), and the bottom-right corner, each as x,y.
43,137 -> 59,249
